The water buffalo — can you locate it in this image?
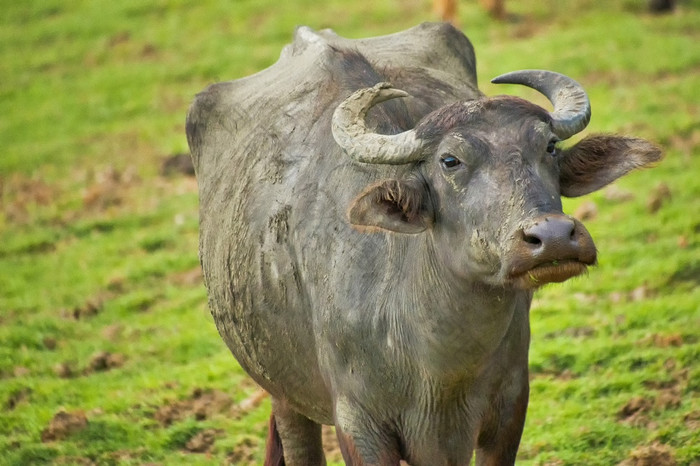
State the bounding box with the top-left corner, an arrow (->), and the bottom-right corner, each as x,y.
186,23 -> 660,465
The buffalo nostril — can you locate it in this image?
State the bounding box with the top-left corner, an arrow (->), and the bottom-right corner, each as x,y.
521,216 -> 578,255
522,232 -> 542,246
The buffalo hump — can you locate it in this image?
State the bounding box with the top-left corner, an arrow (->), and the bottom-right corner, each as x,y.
187,23 -> 478,183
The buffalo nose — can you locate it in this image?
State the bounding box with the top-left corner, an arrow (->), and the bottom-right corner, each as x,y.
509,215 -> 597,287
520,215 -> 595,263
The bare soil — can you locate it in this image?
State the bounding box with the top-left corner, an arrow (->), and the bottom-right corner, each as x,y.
41,410 -> 88,442
153,388 -> 233,426
617,442 -> 677,466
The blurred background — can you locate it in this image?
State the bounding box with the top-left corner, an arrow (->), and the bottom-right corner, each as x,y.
1,1 -> 698,464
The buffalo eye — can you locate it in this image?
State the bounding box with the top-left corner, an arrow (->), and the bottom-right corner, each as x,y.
441,155 -> 461,169
546,139 -> 559,156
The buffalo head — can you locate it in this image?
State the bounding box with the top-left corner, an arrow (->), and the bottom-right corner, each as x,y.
332,70 -> 661,289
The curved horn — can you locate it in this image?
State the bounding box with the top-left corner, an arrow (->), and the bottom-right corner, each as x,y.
332,82 -> 425,164
491,70 -> 591,140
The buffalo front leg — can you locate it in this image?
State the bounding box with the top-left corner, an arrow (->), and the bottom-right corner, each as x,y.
266,397 -> 326,466
475,381 -> 529,466
334,398 -> 402,466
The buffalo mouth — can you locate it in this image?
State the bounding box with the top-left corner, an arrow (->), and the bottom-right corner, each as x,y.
510,260 -> 590,289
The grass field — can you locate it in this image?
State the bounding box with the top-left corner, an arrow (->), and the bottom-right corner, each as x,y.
1,0 -> 698,464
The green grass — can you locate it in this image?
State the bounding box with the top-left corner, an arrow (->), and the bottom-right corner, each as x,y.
1,0 -> 698,464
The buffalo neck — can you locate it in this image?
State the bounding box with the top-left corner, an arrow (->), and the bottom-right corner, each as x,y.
379,232 -> 530,381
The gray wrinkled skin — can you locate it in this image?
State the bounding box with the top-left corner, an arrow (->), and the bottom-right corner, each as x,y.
187,23 -> 661,465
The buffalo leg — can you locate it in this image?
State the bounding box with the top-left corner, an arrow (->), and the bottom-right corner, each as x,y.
335,425 -> 402,466
334,400 -> 402,466
475,381 -> 529,466
269,397 -> 326,466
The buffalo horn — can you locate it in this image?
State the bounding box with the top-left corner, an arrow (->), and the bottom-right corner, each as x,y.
332,82 -> 425,164
491,70 -> 591,140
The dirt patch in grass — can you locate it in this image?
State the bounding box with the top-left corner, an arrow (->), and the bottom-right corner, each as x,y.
43,336 -> 58,350
160,153 -> 195,177
667,127 -> 700,160
225,436 -> 259,465
53,362 -> 76,379
544,326 -> 597,339
184,428 -> 222,453
5,387 -> 32,410
87,351 -> 126,373
231,389 -> 268,420
82,165 -> 140,212
154,388 -> 234,426
101,324 -> 125,341
1,173 -> 58,225
47,351 -> 124,380
618,396 -> 654,426
53,456 -> 95,465
101,448 -> 148,464
604,185 -> 635,203
618,362 -> 685,429
13,366 -> 31,377
617,392 -> 680,429
646,182 -> 672,214
152,388 -> 271,460
609,283 -> 658,304
617,442 -> 676,466
169,267 -> 203,288
653,387 -> 682,411
573,200 -> 598,221
638,333 -> 684,348
61,297 -> 103,320
41,410 -> 88,442
683,410 -> 700,430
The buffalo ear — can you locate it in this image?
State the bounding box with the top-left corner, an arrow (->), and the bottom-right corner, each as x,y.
348,179 -> 433,234
559,134 -> 662,197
